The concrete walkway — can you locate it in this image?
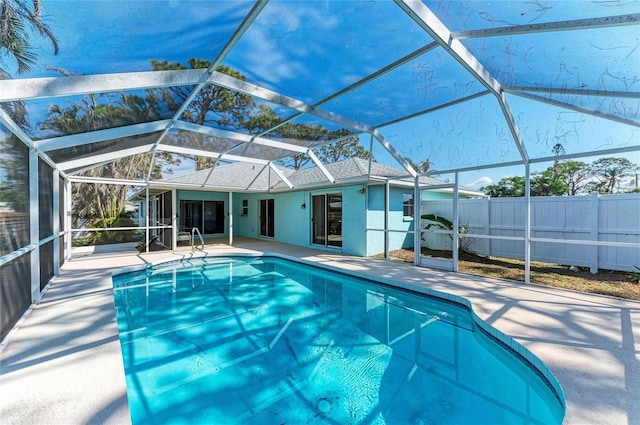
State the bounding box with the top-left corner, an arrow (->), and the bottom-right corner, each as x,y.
1,238 -> 639,424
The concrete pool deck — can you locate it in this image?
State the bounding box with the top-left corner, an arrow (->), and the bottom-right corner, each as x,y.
1,237 -> 639,424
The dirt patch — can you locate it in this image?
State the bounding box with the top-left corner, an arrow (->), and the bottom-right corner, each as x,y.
376,249 -> 640,301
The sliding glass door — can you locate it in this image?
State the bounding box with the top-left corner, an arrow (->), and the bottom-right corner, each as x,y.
259,199 -> 274,238
312,193 -> 342,247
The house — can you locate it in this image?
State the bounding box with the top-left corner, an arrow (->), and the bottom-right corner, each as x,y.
134,158 -> 482,256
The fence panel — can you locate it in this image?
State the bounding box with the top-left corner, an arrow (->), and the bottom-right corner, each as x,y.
597,194 -> 640,271
421,193 -> 639,272
530,196 -> 592,267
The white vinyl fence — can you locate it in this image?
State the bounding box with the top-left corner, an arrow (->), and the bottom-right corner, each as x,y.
422,193 -> 640,273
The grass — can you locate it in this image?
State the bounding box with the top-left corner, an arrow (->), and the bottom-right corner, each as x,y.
383,249 -> 640,301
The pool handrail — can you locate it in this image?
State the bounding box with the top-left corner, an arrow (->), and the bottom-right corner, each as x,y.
191,227 -> 205,252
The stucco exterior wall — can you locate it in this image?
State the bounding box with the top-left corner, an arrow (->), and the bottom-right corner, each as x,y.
366,185 -> 415,256
151,185 -> 457,257
232,185 -> 367,256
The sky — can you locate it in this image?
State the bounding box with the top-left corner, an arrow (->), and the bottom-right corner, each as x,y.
5,0 -> 639,190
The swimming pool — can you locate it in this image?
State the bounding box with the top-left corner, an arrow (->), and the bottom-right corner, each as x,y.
112,256 -> 565,424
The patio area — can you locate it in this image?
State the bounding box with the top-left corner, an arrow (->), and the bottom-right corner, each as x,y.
1,237 -> 639,424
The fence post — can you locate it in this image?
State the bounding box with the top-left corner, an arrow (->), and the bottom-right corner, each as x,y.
590,192 -> 599,274
484,196 -> 491,258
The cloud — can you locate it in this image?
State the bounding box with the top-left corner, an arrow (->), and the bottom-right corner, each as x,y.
225,2 -> 342,91
467,176 -> 492,188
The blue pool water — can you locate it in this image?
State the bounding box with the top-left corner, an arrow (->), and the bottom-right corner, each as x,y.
112,256 -> 564,424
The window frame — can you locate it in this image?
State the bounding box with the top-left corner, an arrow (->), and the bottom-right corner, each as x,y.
402,193 -> 414,218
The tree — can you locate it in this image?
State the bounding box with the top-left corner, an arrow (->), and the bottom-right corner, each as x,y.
530,169 -> 568,196
0,134 -> 29,211
551,143 -> 566,179
482,157 -> 638,197
586,157 -> 639,194
40,88 -> 180,235
0,0 -> 59,76
316,130 -> 372,164
1,0 -> 59,130
276,125 -> 371,170
151,59 -> 258,170
405,157 -> 431,173
152,59 -> 370,171
553,160 -> 590,195
482,176 -> 525,197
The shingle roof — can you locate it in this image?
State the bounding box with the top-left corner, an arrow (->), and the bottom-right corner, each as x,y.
280,157 -> 403,188
161,162 -> 294,191
158,157 -> 481,195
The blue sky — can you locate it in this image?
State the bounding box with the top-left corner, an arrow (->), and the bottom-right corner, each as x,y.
7,0 -> 640,189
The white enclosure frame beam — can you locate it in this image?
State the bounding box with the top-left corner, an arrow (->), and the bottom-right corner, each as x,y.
228,192 -> 234,246
384,180 -> 390,260
524,164 -> 532,284
52,170 -> 60,276
64,179 -> 72,262
36,120 -> 172,152
57,145 -> 154,171
171,188 -> 178,251
29,149 -> 40,303
65,160 -> 115,176
315,41 -> 440,107
307,150 -> 335,183
429,142 -> 640,176
395,0 -> 529,165
201,160 -> 221,188
252,41 -> 439,147
508,90 -> 640,128
505,86 -> 640,100
413,176 -> 421,266
207,70 -> 374,134
371,129 -> 417,178
0,70 -> 206,102
67,176 -> 148,186
146,0 -> 269,180
155,144 -> 272,166
0,107 -> 60,173
244,164 -> 270,191
452,173 -> 459,272
171,121 -> 308,153
530,146 -> 640,163
156,144 -> 221,159
377,90 -> 490,129
269,162 -> 294,189
223,154 -> 269,165
452,13 -> 640,39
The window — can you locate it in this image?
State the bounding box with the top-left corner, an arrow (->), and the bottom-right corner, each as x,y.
241,199 -> 248,216
180,200 -> 225,234
403,193 -> 414,218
